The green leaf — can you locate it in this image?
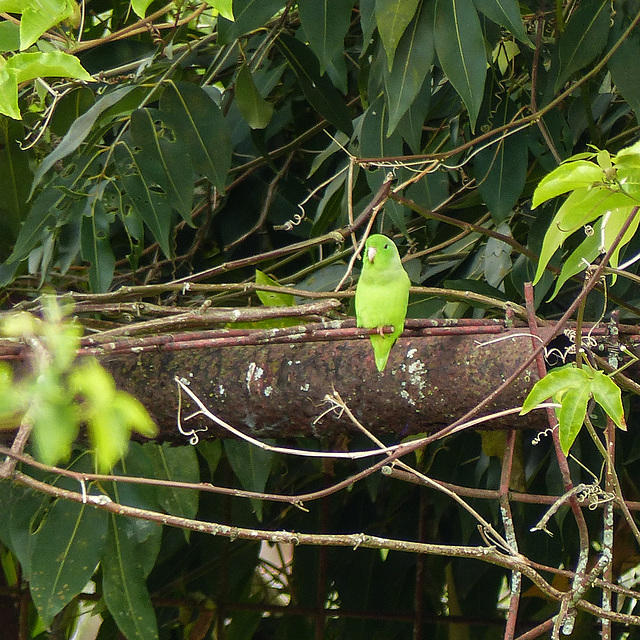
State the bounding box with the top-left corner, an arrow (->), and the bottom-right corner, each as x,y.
548,204 -> 640,299
360,95 -> 403,192
0,64 -> 18,119
30,499 -> 108,626
102,514 -> 159,640
276,33 -> 353,135
383,0 -> 434,137
473,0 -> 531,47
520,365 -> 589,414
298,0 -> 355,73
474,100 -> 527,223
532,188 -> 635,284
224,439 -> 275,522
0,116 -> 32,242
7,51 -> 92,83
145,443 -> 200,523
217,0 -> 287,44
80,182 -> 115,293
531,159 -> 605,208
129,108 -> 195,223
31,86 -> 135,196
609,31 -> 640,126
434,0 -> 486,131
375,0 -> 420,71
30,375 -> 79,466
50,86 -> 95,137
159,82 -> 231,192
0,482 -> 46,581
207,0 -> 234,20
555,0 -> 610,90
114,142 -> 174,258
0,20 -> 20,52
19,0 -> 74,50
591,370 -> 626,431
235,63 -> 274,129
558,385 -> 591,455
255,269 -> 295,306
131,0 -> 154,18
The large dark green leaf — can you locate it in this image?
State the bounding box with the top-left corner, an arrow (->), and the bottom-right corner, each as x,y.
298,0 -> 355,73
276,33 -> 353,135
555,0 -> 610,90
6,183 -> 61,264
224,439 -> 275,522
145,443 -> 200,526
384,0 -> 434,136
80,183 -> 115,293
114,142 -> 174,258
159,82 -> 231,192
473,0 -> 531,47
434,0 -> 486,131
129,108 -> 195,222
102,513 -> 159,640
217,0 -> 287,43
0,116 -> 31,248
474,100 -> 527,223
375,0 -> 420,70
30,499 -> 108,627
608,32 -> 640,123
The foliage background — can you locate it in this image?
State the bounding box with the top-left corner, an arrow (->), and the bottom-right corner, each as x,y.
3,0 -> 640,639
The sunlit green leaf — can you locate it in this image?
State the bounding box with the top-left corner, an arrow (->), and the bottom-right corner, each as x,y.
558,384 -> 591,455
19,0 -> 74,50
7,51 -> 92,83
532,188 -> 635,285
591,370 -> 627,431
520,364 -> 589,415
206,0 -> 234,20
255,269 -> 295,306
131,0 -> 153,18
531,160 -> 605,208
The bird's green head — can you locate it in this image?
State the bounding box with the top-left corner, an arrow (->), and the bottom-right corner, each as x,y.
362,234 -> 401,269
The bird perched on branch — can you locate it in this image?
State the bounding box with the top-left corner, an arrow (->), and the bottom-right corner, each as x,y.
355,234 -> 411,372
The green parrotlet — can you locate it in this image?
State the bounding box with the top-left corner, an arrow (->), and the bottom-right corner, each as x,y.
355,234 -> 411,372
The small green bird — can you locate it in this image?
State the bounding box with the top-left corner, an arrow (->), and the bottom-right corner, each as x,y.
355,234 -> 411,372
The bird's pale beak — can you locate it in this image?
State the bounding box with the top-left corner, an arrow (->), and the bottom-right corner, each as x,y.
367,246 -> 377,263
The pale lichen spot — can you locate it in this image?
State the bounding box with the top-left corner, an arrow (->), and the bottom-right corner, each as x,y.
400,389 -> 416,406
264,385 -> 273,397
300,383 -> 310,392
